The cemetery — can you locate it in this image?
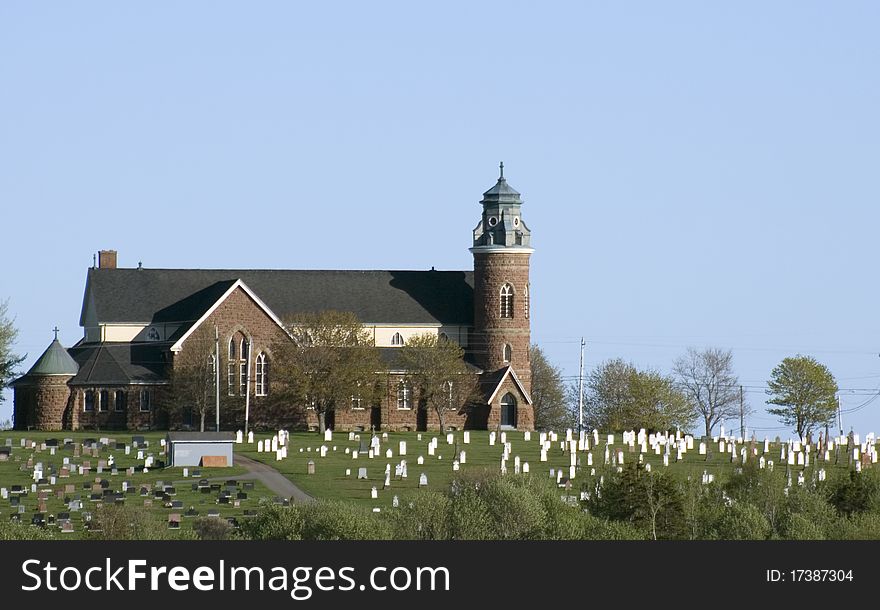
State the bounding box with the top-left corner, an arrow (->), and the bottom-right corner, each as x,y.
2,425 -> 880,539
0,431 -> 276,539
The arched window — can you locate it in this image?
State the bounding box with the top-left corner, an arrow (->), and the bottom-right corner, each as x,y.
255,352 -> 268,397
503,343 -> 512,363
227,339 -> 236,396
500,283 -> 514,318
397,380 -> 412,410
351,382 -> 363,410
239,338 -> 249,396
84,390 -> 95,412
98,389 -> 109,412
524,284 -> 530,319
139,389 -> 152,412
438,332 -> 449,342
391,332 -> 404,346
115,390 -> 126,412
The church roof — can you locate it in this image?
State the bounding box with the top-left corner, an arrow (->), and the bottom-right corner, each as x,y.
67,342 -> 168,386
25,338 -> 80,376
81,268 -> 475,327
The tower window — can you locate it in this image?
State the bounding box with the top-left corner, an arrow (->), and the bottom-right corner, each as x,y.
391,332 -> 405,346
503,344 -> 512,363
397,380 -> 412,410
524,284 -> 530,319
255,352 -> 268,397
500,283 -> 514,318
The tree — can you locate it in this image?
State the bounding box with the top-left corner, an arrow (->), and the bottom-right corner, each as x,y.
0,299 -> 25,407
276,311 -> 380,434
397,333 -> 479,433
529,344 -> 571,431
673,347 -> 740,437
580,359 -> 693,432
766,355 -> 838,440
169,324 -> 218,431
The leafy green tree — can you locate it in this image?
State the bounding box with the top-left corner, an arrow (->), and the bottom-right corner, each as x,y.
0,299 -> 25,407
673,347 -> 740,437
276,311 -> 381,434
529,344 -> 571,431
582,359 -> 693,432
397,333 -> 479,433
766,355 -> 838,439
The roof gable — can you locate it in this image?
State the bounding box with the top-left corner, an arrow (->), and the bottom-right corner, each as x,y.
484,366 -> 533,405
170,280 -> 288,352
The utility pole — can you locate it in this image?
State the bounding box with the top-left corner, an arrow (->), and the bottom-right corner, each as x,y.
739,385 -> 745,440
577,337 -> 585,432
244,337 -> 253,437
837,394 -> 843,437
215,326 -> 220,432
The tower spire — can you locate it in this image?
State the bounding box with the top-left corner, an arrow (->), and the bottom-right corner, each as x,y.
499,161 -> 504,180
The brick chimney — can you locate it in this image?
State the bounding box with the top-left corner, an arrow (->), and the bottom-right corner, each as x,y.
98,250 -> 117,269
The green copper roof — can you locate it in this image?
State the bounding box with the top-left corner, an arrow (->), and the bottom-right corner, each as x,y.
27,338 -> 80,376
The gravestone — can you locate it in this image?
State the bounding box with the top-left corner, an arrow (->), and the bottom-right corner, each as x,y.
357,467 -> 368,479
418,473 -> 428,487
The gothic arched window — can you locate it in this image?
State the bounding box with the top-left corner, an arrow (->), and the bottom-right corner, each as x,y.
255,352 -> 268,397
84,390 -> 95,412
239,338 -> 249,396
397,380 -> 412,410
391,332 -> 405,346
500,283 -> 514,318
227,339 -> 236,396
503,343 -> 512,363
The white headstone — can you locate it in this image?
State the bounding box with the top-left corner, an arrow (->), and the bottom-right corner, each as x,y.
236,430 -> 243,444
324,429 -> 332,442
371,486 -> 378,499
489,432 -> 496,446
419,473 -> 428,487
399,441 -> 407,456
459,450 -> 466,464
417,456 -> 424,465
385,448 -> 393,459
447,433 -> 454,445
256,441 -> 263,453
463,431 -> 470,444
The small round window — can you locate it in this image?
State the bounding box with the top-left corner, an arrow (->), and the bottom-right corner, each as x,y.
488,216 -> 498,227
513,217 -> 520,227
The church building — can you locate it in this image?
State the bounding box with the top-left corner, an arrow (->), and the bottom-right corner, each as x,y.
12,167 -> 535,432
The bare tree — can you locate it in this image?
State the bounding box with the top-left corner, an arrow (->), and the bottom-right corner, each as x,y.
169,324 -> 217,431
397,333 -> 479,433
673,347 -> 739,438
0,299 -> 25,407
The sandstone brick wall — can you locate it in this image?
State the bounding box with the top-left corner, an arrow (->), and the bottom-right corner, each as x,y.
471,251 -> 532,393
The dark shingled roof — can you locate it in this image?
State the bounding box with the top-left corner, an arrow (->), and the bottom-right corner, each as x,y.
81,268 -> 474,326
67,343 -> 168,386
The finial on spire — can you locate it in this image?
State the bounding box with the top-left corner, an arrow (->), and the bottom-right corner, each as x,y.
52,326 -> 59,341
499,161 -> 504,180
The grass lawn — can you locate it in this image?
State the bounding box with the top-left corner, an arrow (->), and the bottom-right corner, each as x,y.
0,430 -> 276,539
237,429 -> 876,509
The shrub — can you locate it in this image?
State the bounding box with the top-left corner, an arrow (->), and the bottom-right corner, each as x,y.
193,516 -> 235,540
239,502 -> 304,540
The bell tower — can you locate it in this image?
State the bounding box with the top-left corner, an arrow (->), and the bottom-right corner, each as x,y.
470,163 -> 533,392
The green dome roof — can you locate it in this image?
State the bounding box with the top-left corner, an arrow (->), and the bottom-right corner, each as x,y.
27,338 -> 79,376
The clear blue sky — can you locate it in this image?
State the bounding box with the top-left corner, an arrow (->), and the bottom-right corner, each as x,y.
2,2 -> 879,436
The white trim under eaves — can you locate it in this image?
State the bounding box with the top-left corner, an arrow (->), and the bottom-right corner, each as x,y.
486,366 -> 533,406
169,279 -> 290,353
